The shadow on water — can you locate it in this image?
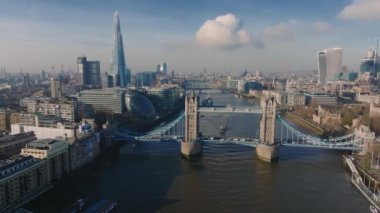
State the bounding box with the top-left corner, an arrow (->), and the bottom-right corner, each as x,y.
24,142 -> 197,213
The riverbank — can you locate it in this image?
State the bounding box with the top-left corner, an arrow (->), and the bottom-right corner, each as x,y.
343,155 -> 380,211
283,112 -> 325,137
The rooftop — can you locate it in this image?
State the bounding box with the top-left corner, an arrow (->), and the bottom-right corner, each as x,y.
0,155 -> 38,180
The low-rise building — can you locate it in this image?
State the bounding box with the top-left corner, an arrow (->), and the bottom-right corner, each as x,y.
21,139 -> 70,181
312,106 -> 341,126
24,97 -> 78,122
0,109 -> 16,132
305,93 -> 337,106
287,93 -> 305,107
356,93 -> 380,105
0,132 -> 36,160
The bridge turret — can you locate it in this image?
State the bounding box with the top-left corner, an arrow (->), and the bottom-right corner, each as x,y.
256,95 -> 279,162
355,125 -> 376,155
181,91 -> 202,159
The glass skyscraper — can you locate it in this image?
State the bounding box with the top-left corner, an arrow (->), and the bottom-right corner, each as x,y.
317,47 -> 342,83
110,12 -> 130,88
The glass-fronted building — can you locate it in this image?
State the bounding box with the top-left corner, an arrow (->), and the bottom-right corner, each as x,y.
125,91 -> 155,120
76,88 -> 126,114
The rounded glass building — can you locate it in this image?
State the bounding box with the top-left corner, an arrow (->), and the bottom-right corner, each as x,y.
125,91 -> 156,120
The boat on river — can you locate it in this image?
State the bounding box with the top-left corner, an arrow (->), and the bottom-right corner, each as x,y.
84,199 -> 117,213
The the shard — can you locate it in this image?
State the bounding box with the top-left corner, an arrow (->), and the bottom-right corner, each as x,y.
110,12 -> 130,87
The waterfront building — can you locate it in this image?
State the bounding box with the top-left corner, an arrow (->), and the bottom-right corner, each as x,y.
110,12 -> 130,87
77,56 -> 101,87
0,155 -> 50,212
76,88 -> 126,114
147,84 -> 181,112
50,78 -> 62,98
317,48 -> 343,83
0,132 -> 36,160
67,133 -> 100,171
125,91 -> 156,120
21,139 -> 70,180
305,93 -> 337,106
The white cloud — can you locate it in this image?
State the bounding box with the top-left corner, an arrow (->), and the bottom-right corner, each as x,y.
196,13 -> 260,50
339,0 -> 380,20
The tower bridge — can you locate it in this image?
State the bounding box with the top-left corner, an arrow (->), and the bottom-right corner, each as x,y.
114,92 -> 376,163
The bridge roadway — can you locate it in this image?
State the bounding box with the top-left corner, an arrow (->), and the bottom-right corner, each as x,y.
115,135 -> 363,151
198,106 -> 261,113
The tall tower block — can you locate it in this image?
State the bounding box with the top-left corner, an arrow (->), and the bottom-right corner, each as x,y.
110,12 -> 130,87
181,92 -> 202,159
256,96 -> 279,162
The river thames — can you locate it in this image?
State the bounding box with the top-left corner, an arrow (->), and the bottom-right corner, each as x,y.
26,90 -> 368,212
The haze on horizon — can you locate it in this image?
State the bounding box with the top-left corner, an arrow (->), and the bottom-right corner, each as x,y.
0,0 -> 379,74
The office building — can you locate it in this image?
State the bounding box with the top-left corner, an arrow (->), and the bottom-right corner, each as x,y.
147,85 -> 180,112
110,12 -> 130,87
76,88 -> 126,114
157,63 -> 168,75
50,78 -> 62,98
77,56 -> 101,87
317,48 -> 343,83
360,49 -> 380,77
136,71 -> 157,86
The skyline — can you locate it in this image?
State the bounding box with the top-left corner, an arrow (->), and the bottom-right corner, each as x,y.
0,0 -> 380,74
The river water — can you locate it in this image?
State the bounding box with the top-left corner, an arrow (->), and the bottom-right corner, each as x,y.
26,90 -> 368,212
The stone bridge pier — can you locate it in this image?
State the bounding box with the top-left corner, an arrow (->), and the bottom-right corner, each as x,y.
255,96 -> 279,163
181,92 -> 202,159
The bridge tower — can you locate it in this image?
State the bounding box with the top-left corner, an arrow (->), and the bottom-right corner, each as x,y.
181,91 -> 202,159
256,96 -> 279,162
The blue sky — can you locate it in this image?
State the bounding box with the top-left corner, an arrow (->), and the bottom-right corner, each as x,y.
0,0 -> 379,74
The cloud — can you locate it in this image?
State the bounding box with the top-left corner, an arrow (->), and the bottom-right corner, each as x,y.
259,20 -> 332,42
196,13 -> 261,50
339,0 -> 380,20
312,21 -> 332,32
260,22 -> 295,41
